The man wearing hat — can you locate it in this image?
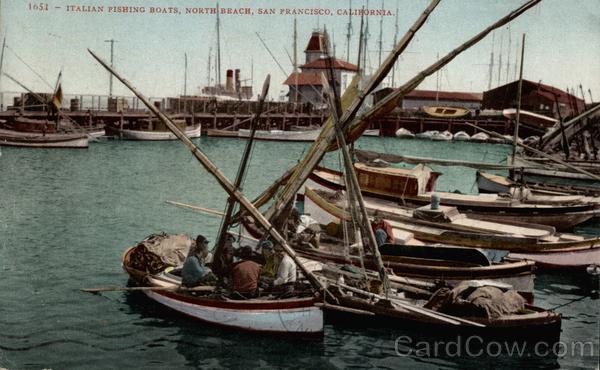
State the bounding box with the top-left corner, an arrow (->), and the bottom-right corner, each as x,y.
181,234 -> 216,287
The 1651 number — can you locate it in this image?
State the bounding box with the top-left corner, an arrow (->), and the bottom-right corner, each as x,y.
28,3 -> 49,11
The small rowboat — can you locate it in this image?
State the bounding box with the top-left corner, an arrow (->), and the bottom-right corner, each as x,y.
431,130 -> 453,141
122,244 -> 323,335
108,123 -> 202,140
452,131 -> 470,141
422,106 -> 470,118
395,128 -> 415,138
237,128 -> 320,142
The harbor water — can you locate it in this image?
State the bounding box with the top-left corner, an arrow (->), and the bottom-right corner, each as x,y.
1,137 -> 598,369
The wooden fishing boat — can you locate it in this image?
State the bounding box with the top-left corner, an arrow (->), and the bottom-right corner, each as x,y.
507,246 -> 600,270
122,244 -> 323,335
509,155 -> 599,182
0,128 -> 88,148
477,171 -> 600,197
502,108 -> 558,129
0,116 -> 90,148
422,106 -> 470,118
301,186 -> 600,269
237,128 -> 320,142
309,261 -> 561,343
306,164 -> 598,230
106,121 -> 201,140
325,290 -> 562,346
295,242 -> 535,302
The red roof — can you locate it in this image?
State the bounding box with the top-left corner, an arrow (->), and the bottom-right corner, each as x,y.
283,72 -> 323,86
305,32 -> 326,53
300,57 -> 358,72
525,80 -> 582,105
405,90 -> 482,102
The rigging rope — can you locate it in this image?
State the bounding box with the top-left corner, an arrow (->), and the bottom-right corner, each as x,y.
4,44 -> 54,89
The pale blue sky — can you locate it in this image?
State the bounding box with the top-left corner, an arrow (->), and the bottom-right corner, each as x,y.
0,0 -> 598,101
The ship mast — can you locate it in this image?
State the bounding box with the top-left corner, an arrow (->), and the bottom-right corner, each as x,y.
345,0 -> 352,62
216,2 -> 222,89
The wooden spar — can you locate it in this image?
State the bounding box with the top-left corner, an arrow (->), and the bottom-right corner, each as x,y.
4,73 -> 48,105
462,121 -> 600,182
87,49 -> 329,296
165,200 -> 225,217
321,69 -> 389,293
541,104 -> 600,150
81,285 -> 216,293
266,0 -> 441,222
354,150 -> 542,170
553,91 -> 570,159
348,0 -> 541,135
214,75 -> 270,265
511,34 -> 526,164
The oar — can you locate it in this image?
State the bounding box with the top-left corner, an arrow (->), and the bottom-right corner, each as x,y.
81,285 -> 216,293
165,200 -> 224,217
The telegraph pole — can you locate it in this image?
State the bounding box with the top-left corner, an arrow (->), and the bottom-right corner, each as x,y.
104,39 -> 117,96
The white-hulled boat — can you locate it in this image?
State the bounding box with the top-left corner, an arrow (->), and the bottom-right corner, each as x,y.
471,132 -> 490,142
503,108 -> 558,129
237,128 -> 320,142
122,241 -> 323,335
431,130 -> 453,141
453,131 -> 470,141
395,128 -> 415,138
415,130 -> 439,140
114,123 -> 202,140
0,128 -> 89,148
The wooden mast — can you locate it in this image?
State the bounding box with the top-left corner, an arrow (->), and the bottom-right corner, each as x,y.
321,61 -> 389,292
0,36 -> 5,110
216,2 -> 222,89
213,75 -> 270,273
88,49 -> 329,295
511,33 -> 525,164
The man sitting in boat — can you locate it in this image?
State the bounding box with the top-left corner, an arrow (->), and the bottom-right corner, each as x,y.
370,212 -> 394,247
181,235 -> 216,287
211,232 -> 237,283
272,244 -> 297,296
230,246 -> 262,299
257,240 -> 278,279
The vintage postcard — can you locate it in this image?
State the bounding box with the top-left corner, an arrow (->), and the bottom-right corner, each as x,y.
0,0 -> 598,368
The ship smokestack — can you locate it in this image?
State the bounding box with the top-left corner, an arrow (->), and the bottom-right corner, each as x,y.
226,69 -> 234,92
234,69 -> 241,93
